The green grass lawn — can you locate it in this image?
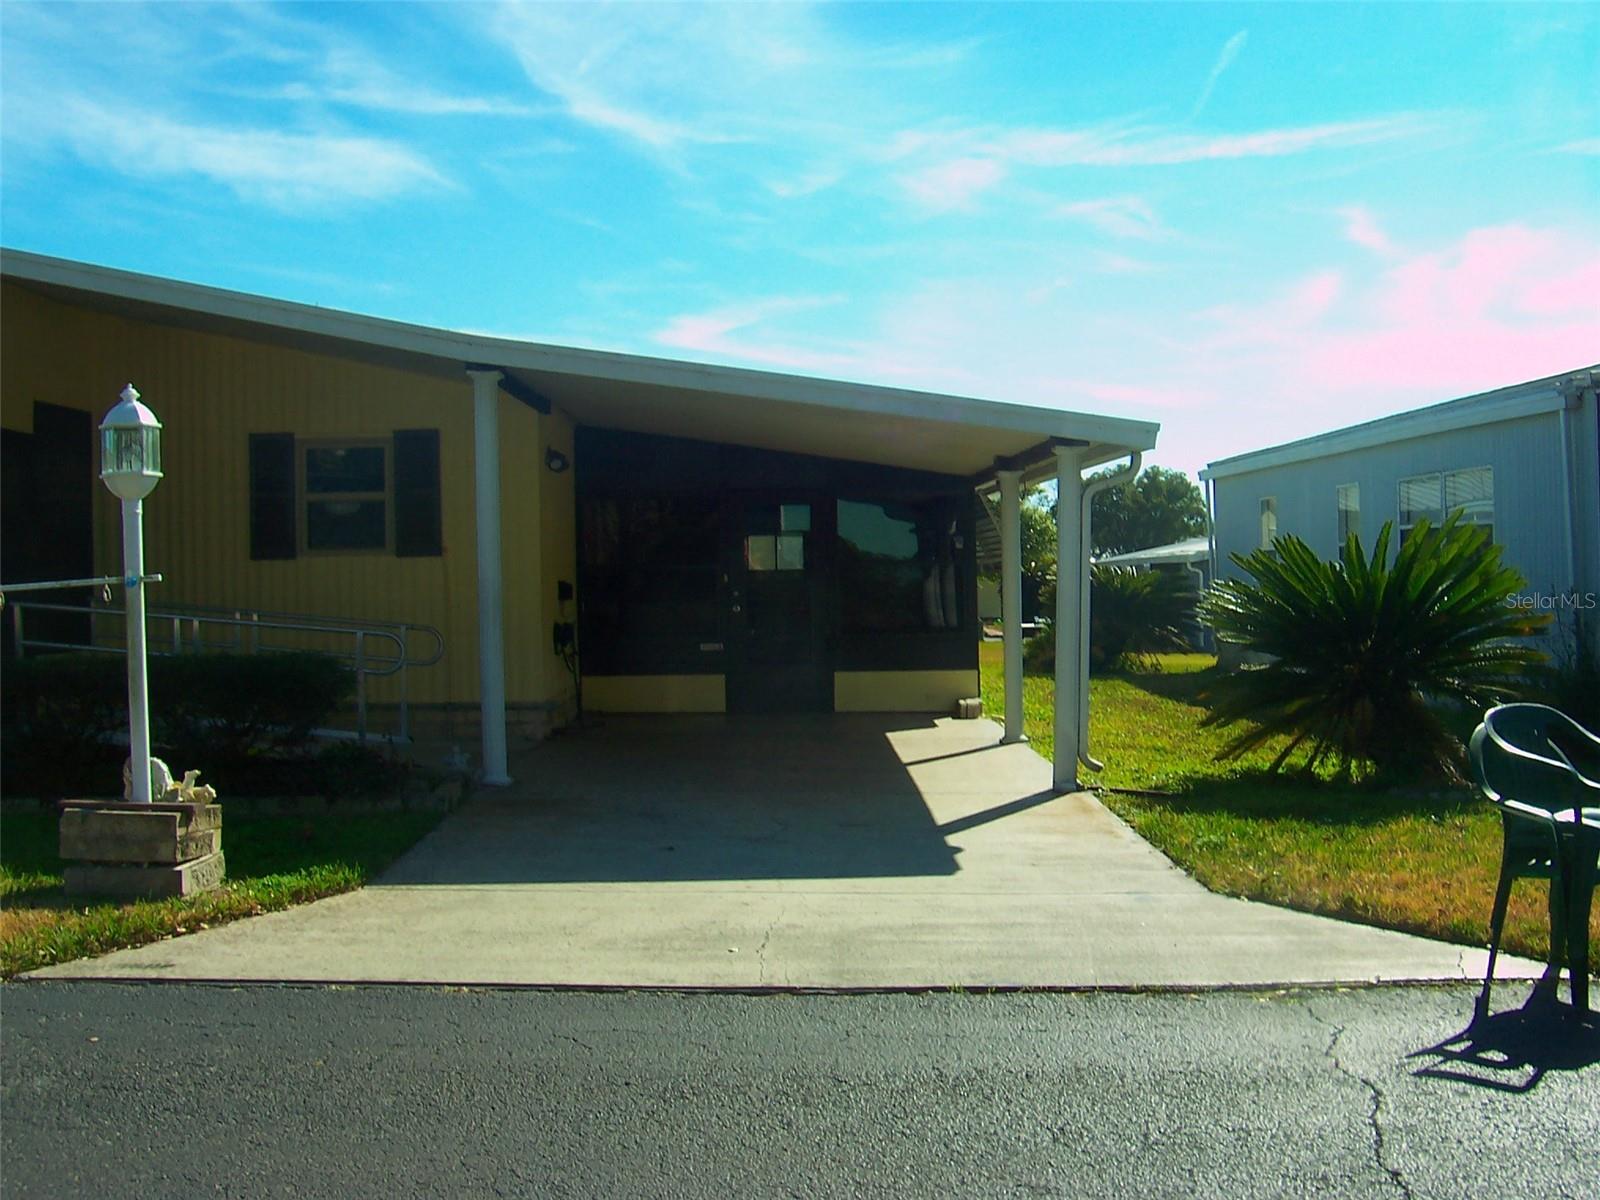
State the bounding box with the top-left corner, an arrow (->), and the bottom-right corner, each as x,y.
0,811 -> 442,978
978,641 -> 1597,967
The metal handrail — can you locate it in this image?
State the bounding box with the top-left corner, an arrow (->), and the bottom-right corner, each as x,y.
0,573 -> 163,597
5,596 -> 444,743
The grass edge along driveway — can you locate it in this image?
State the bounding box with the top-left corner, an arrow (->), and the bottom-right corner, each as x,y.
977,642 -> 1596,969
1,812 -> 442,978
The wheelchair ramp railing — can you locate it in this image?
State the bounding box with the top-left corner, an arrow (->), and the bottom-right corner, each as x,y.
4,594 -> 443,743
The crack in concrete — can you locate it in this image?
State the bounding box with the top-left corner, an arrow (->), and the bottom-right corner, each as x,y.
1306,1003 -> 1414,1200
755,905 -> 782,986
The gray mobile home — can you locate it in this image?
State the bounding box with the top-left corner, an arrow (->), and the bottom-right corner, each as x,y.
1200,368 -> 1600,649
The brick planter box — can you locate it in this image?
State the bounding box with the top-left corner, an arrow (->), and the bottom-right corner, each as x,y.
58,801 -> 225,899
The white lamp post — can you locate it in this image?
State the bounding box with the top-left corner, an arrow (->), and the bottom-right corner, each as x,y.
99,385 -> 163,804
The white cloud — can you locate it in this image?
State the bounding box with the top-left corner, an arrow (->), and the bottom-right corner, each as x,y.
1047,379 -> 1209,410
653,294 -> 856,371
1553,137 -> 1600,155
53,96 -> 446,208
1336,205 -> 1398,255
898,158 -> 1007,212
481,0 -> 973,168
1055,196 -> 1165,240
485,3 -> 827,150
1093,251 -> 1160,275
876,115 -> 1431,216
766,169 -> 844,199
1189,30 -> 1248,121
273,47 -> 536,117
991,115 -> 1429,167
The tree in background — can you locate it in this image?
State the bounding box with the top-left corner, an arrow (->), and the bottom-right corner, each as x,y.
1019,487 -> 1057,599
1090,465 -> 1207,556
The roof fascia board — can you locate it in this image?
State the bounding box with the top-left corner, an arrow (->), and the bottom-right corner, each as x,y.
3,249 -> 1159,452
1200,380 -> 1577,482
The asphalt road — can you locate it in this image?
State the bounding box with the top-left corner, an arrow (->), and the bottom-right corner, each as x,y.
2,982 -> 1595,1199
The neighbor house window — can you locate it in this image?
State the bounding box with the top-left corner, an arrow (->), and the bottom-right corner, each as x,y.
1336,484 -> 1360,547
1445,466 -> 1494,544
837,497 -> 964,632
1259,497 -> 1277,550
1398,468 -> 1493,547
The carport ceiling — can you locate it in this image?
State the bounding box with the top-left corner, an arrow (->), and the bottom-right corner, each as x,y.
3,249 -> 1159,479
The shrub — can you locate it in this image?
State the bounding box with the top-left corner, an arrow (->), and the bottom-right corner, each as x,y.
1529,611 -> 1600,730
1198,515 -> 1549,781
0,654 -> 127,795
311,741 -> 413,800
1,651 -> 354,797
1024,565 -> 1195,674
152,652 -> 354,761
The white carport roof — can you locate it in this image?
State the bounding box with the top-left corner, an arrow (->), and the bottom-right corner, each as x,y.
1094,536 -> 1211,567
1,249 -> 1158,481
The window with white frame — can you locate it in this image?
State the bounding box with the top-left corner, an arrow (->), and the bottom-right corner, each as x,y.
1336,483 -> 1360,547
1397,467 -> 1493,547
1259,496 -> 1277,550
301,441 -> 391,552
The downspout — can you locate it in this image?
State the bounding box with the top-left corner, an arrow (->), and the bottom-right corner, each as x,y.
1077,452 -> 1141,772
1185,561 -> 1207,652
1204,473 -> 1218,586
1559,387 -> 1580,598
1202,470 -> 1218,654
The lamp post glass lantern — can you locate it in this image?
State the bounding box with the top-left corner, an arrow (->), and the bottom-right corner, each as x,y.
100,385 -> 163,500
100,385 -> 163,803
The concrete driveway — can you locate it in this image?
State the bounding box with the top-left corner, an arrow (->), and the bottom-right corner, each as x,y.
30,714 -> 1540,989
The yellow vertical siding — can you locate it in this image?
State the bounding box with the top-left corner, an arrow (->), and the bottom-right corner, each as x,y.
1,280 -> 555,708
539,409 -> 578,717
833,670 -> 979,713
583,674 -> 727,713
497,386 -> 543,706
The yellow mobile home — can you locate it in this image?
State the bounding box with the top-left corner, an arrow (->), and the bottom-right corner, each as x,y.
1,251 -> 1158,791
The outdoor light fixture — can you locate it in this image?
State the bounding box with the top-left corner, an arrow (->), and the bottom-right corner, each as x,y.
99,385 -> 162,803
545,446 -> 570,473
99,385 -> 163,500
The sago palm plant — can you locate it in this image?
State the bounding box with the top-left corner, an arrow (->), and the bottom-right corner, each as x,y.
1089,565 -> 1196,672
1198,514 -> 1550,780
1024,565 -> 1196,673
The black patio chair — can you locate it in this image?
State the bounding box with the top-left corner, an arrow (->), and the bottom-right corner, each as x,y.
1468,704 -> 1600,1018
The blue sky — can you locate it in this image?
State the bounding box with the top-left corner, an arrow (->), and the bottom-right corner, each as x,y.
2,2 -> 1596,478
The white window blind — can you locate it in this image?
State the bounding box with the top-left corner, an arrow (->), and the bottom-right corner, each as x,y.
1336,483 -> 1360,546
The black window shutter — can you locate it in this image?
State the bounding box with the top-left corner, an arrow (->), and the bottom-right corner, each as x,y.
249,433 -> 297,560
393,429 -> 442,557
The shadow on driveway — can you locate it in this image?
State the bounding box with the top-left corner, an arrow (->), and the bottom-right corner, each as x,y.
382,714 -> 979,885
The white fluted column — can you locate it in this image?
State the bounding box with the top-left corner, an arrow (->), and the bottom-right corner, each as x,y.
1053,447 -> 1084,791
122,500 -> 153,802
468,368 -> 513,786
998,469 -> 1025,744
